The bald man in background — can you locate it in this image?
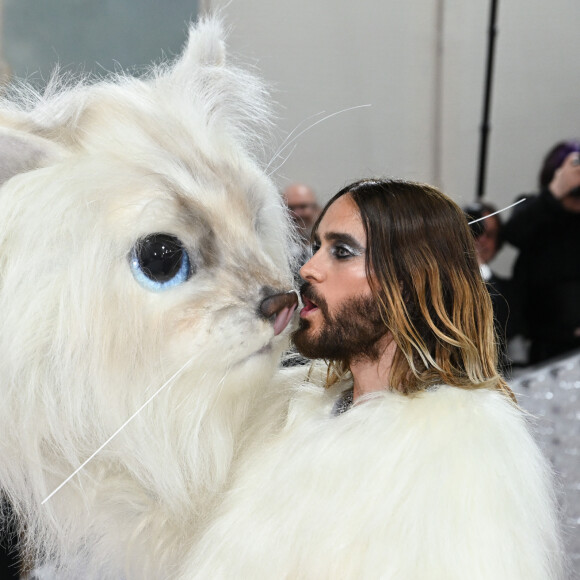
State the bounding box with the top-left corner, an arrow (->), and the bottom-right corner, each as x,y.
283,183 -> 321,279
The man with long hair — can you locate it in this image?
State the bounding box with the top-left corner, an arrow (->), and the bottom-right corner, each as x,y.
295,179 -> 512,401
187,179 -> 563,579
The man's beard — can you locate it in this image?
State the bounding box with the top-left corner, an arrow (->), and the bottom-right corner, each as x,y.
292,282 -> 389,364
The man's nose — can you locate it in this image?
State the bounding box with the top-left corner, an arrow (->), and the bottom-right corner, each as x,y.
300,253 -> 321,282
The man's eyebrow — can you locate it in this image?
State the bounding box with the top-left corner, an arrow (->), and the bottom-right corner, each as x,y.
323,231 -> 365,250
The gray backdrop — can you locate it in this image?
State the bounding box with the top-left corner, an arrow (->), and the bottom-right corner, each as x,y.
4,0 -> 199,81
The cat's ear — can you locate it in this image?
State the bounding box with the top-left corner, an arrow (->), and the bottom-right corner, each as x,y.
166,17 -> 273,159
170,17 -> 227,82
0,127 -> 64,187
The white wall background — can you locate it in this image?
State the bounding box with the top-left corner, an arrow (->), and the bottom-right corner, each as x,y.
208,0 -> 580,275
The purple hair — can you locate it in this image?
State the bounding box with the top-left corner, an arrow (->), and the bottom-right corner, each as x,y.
539,139 -> 580,189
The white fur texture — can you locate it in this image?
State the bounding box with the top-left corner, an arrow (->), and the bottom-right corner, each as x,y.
0,18 -> 294,578
184,369 -> 565,579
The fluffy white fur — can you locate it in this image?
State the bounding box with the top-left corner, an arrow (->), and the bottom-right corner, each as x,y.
183,367 -> 565,579
0,19 -> 295,578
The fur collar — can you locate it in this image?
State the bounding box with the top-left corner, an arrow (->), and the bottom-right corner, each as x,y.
183,376 -> 564,579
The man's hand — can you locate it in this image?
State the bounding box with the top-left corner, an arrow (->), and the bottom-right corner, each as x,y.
549,151 -> 580,200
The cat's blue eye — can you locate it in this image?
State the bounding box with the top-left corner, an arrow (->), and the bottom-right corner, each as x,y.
130,234 -> 192,292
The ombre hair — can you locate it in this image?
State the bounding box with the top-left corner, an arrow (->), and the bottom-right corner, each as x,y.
313,178 -> 513,399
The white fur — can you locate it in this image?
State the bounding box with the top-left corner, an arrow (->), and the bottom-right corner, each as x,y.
184,368 -> 565,579
0,18 -> 294,578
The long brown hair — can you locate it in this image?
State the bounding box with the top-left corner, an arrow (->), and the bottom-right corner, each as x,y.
313,178 -> 513,399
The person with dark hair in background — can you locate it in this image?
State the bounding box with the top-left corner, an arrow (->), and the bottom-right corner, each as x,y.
504,140 -> 580,364
463,202 -> 519,373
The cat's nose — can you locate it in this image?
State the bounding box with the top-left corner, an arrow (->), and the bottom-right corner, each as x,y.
259,290 -> 299,336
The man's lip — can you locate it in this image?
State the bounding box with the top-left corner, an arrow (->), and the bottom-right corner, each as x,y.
300,296 -> 319,318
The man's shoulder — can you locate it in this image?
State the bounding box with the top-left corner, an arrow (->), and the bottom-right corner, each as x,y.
397,384 -> 521,427
337,385 -> 525,444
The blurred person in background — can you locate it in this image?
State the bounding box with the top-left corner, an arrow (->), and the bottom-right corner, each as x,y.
464,202 -> 519,373
281,183 -> 321,365
283,183 -> 321,279
504,139 -> 580,364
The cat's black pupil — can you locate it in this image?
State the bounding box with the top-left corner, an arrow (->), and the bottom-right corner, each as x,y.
137,234 -> 184,282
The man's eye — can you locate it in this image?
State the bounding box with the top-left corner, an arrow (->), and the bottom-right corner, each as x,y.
311,242 -> 321,255
333,245 -> 353,259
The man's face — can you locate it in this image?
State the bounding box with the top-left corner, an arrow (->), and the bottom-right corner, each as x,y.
284,185 -> 319,234
292,195 -> 388,362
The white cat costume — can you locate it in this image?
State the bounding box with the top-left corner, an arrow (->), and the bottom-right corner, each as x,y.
0,19 -> 296,578
184,365 -> 564,579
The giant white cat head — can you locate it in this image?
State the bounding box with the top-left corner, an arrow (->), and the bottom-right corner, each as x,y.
0,18 -> 294,539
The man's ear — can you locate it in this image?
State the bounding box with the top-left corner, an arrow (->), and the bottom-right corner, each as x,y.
0,128 -> 64,187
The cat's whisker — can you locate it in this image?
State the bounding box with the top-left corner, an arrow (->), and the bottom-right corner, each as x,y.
467,198 -> 526,225
215,369 -> 231,405
41,355 -> 195,505
266,104 -> 371,174
267,143 -> 298,178
265,110 -> 327,172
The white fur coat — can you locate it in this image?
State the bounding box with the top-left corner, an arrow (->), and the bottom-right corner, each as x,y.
183,367 -> 564,579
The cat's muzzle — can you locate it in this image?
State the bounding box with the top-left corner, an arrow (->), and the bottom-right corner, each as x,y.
259,290 -> 299,336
